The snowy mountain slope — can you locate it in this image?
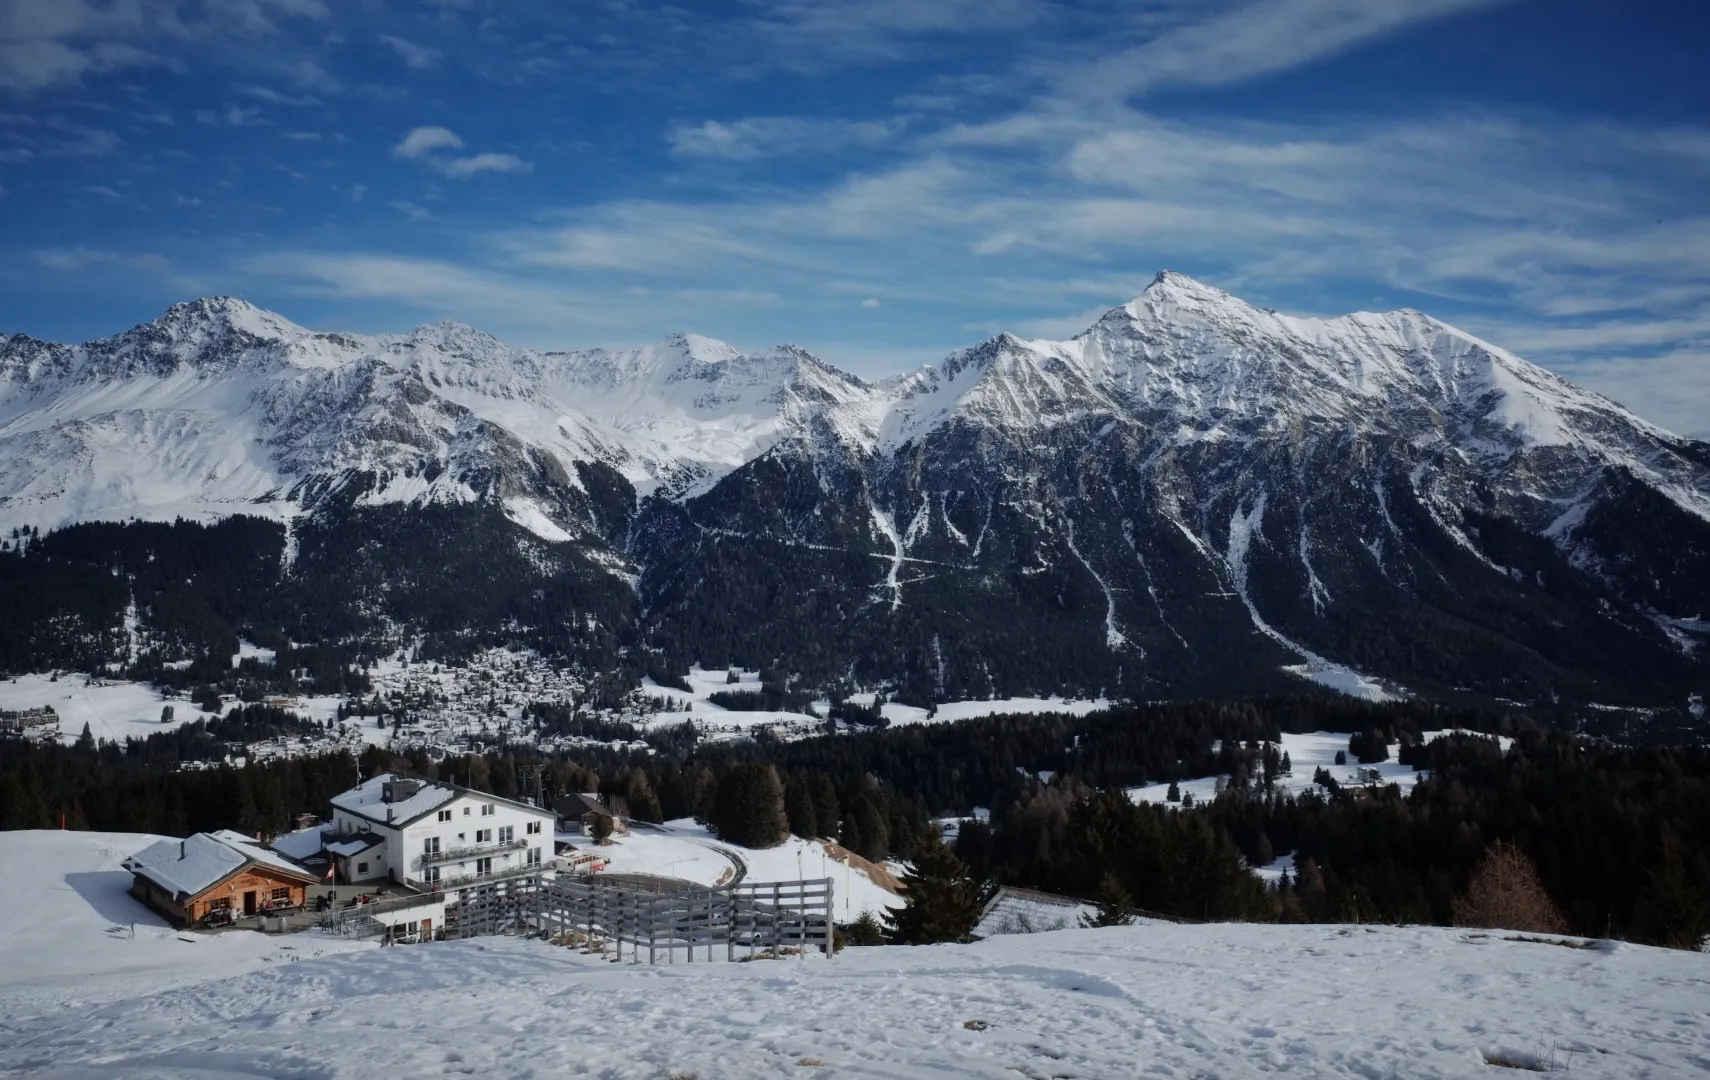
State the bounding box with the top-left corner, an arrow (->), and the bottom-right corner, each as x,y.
3,904 -> 1706,1079
4,277 -> 1708,712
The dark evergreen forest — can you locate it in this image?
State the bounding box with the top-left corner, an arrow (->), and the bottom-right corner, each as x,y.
4,694 -> 1706,947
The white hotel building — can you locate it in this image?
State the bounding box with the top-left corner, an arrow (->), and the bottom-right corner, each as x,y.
320,774 -> 552,892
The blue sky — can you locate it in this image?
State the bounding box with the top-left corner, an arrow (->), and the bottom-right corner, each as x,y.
1,0 -> 1707,436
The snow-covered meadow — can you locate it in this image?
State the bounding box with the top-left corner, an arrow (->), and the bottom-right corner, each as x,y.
1127,728 -> 1514,808
3,871 -> 1706,1078
637,664 -> 1111,743
0,830 -> 373,1018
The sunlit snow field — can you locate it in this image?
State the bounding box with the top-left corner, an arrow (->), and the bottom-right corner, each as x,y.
2,829 -> 1706,1079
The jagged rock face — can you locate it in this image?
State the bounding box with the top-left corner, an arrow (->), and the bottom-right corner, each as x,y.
3,276 -> 1707,711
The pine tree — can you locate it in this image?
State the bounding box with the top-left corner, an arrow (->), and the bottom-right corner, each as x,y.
1082,873 -> 1135,927
884,831 -> 981,944
846,910 -> 886,946
1166,780 -> 1181,802
710,764 -> 788,848
1633,831 -> 1710,951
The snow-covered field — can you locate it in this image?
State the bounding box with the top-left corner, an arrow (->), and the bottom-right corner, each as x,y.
3,902 -> 1705,1079
0,672 -> 188,744
855,693 -> 1112,727
638,665 -> 1112,743
1128,729 -> 1513,807
580,819 -> 904,920
0,830 -> 373,1018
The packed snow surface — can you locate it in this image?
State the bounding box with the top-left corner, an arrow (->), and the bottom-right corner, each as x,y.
3,911 -> 1706,1078
0,830 -> 371,1017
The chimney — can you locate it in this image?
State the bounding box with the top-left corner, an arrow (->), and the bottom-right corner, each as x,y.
179,840 -> 186,859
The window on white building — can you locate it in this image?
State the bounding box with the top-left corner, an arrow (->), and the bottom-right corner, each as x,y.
526,821 -> 542,835
423,837 -> 440,856
475,829 -> 492,844
526,847 -> 542,867
423,866 -> 440,885
438,809 -> 452,822
357,861 -> 369,875
462,806 -> 470,816
475,857 -> 492,877
498,826 -> 514,843
480,803 -> 495,817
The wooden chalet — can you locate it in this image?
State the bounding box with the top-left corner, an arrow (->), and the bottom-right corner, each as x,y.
125,830 -> 321,926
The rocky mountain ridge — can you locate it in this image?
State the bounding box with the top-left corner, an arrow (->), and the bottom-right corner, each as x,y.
3,273 -> 1706,716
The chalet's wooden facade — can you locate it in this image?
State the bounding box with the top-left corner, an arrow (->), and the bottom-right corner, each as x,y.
124,831 -> 323,927
132,862 -> 318,925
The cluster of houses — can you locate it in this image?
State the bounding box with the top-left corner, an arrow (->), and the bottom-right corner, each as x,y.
123,773 -> 628,942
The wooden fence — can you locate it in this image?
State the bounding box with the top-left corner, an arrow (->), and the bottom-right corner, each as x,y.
528,876 -> 834,963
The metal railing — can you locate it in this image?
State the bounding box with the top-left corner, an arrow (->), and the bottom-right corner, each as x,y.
428,860 -> 544,892
414,837 -> 527,868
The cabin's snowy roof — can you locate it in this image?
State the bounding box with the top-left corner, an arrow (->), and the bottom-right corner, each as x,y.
329,773 -> 457,827
973,886 -> 1096,938
124,830 -> 315,899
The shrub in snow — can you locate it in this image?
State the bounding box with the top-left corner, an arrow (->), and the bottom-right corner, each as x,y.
845,910 -> 886,946
1453,841 -> 1567,935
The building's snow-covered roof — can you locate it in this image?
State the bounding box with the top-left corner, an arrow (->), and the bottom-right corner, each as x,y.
973,886 -> 1096,939
268,824 -> 327,862
125,830 -> 315,899
326,834 -> 383,857
329,774 -> 458,827
330,773 -> 553,830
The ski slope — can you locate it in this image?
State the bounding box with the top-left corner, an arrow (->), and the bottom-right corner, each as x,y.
0,830 -> 372,1017
2,910 -> 1705,1079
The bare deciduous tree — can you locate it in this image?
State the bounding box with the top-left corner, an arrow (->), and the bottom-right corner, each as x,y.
1454,841 -> 1568,934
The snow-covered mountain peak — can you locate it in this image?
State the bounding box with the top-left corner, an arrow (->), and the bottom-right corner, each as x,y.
142,296 -> 309,349
663,332 -> 743,367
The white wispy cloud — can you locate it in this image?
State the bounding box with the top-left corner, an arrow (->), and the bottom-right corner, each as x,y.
393,125 -> 463,158
439,151 -> 528,177
668,116 -> 901,160
379,35 -> 441,70
1059,0 -> 1506,101
36,245 -> 168,271
0,0 -> 327,93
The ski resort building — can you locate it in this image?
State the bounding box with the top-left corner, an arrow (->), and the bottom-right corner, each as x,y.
124,830 -> 321,926
285,774 -> 554,895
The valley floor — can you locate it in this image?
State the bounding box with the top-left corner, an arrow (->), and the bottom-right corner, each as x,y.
3,837 -> 1707,1079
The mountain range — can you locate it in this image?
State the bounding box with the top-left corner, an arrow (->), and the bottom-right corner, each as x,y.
3,272 -> 1706,720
